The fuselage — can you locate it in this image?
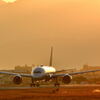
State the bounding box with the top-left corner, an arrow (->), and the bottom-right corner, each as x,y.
31,66 -> 56,79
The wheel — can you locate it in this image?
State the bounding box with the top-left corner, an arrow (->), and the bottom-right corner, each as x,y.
54,83 -> 60,87
30,83 -> 35,87
36,83 -> 40,87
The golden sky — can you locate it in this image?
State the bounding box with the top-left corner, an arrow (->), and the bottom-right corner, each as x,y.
0,0 -> 100,69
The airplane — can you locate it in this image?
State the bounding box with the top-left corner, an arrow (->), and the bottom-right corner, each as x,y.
0,47 -> 100,87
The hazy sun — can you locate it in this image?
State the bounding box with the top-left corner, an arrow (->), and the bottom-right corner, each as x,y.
2,0 -> 16,3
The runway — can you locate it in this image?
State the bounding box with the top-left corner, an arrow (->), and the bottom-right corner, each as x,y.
0,85 -> 100,100
1,84 -> 100,89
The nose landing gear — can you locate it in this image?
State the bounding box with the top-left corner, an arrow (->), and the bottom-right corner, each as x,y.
30,83 -> 40,87
30,83 -> 36,87
30,79 -> 40,87
54,83 -> 60,87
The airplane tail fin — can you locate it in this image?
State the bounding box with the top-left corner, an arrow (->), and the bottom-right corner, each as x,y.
49,46 -> 53,66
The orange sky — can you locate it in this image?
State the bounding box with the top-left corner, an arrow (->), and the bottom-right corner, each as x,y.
0,0 -> 100,69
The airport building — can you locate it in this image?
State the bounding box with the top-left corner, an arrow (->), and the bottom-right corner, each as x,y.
14,64 -> 34,73
80,64 -> 100,78
82,64 -> 100,70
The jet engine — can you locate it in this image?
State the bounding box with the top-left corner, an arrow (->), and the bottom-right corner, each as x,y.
13,75 -> 22,84
62,75 -> 72,84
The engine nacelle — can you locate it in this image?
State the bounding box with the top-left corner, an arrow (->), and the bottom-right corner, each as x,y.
13,75 -> 22,84
62,75 -> 72,84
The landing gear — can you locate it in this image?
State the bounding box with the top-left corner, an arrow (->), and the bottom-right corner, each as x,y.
30,78 -> 40,87
30,83 -> 40,87
30,83 -> 36,87
36,83 -> 40,87
54,83 -> 60,87
54,77 -> 60,87
53,78 -> 60,93
30,78 -> 35,87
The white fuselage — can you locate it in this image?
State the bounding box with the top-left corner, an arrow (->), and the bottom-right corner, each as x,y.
31,66 -> 56,79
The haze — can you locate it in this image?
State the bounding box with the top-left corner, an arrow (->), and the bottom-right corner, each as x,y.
0,0 -> 100,69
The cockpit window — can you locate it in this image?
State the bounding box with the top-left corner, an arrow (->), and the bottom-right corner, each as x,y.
34,71 -> 41,73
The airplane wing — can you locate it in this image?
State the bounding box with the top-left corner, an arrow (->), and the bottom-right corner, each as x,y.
52,69 -> 100,77
56,69 -> 69,73
1,69 -> 100,78
0,72 -> 32,77
68,69 -> 100,75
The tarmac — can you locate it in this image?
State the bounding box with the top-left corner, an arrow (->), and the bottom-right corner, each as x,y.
0,84 -> 100,100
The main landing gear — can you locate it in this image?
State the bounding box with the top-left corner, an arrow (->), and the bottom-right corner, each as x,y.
52,78 -> 60,93
54,77 -> 60,87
